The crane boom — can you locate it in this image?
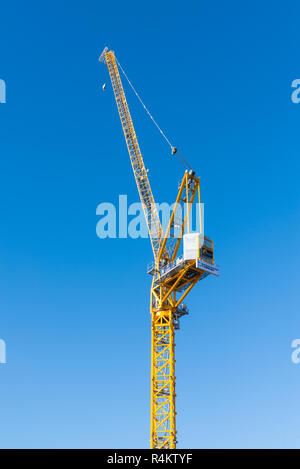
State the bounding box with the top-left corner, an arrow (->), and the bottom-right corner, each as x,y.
100,47 -> 165,262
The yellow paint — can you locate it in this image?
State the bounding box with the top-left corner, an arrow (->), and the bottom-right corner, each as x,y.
101,48 -> 216,449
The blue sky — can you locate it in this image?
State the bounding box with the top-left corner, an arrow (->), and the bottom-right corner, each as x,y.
0,0 -> 300,449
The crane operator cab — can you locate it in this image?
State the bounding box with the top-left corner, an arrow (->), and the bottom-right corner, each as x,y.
183,233 -> 219,276
147,233 -> 219,283
183,233 -> 213,262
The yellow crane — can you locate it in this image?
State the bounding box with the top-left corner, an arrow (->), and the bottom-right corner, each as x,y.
100,47 -> 219,449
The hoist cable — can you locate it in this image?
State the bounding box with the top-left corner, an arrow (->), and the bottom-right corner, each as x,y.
115,56 -> 192,171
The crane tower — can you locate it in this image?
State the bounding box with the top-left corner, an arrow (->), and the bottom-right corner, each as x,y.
99,47 -> 219,449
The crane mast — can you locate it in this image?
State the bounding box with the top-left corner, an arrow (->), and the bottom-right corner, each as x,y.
100,47 -> 219,449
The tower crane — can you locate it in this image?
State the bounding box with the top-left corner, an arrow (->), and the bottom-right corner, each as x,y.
99,47 -> 219,449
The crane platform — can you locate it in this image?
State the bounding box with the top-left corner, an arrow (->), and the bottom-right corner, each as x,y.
148,256 -> 219,284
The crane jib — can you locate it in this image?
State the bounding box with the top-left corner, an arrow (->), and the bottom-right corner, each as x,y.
101,48 -> 166,262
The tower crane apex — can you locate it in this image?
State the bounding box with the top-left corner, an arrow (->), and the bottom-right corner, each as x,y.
99,46 -> 219,449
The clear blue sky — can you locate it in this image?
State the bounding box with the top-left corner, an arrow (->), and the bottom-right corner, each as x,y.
0,0 -> 300,449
